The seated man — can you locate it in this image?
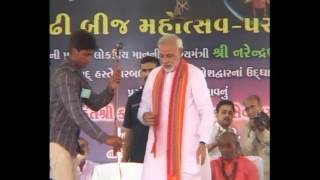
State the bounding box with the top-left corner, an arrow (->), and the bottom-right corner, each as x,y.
76,137 -> 99,180
211,132 -> 259,180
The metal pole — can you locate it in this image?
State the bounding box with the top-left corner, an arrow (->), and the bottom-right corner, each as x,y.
112,43 -> 124,180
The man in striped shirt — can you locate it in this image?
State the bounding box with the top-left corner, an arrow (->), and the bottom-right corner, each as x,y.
50,30 -> 122,180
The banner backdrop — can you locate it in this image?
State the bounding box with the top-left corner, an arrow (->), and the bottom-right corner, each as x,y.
50,0 -> 270,163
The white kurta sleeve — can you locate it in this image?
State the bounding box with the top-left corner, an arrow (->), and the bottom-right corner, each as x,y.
137,67 -> 159,126
190,66 -> 216,144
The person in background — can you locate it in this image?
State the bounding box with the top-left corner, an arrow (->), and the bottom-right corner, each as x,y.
122,56 -> 160,163
208,100 -> 238,159
240,95 -> 270,180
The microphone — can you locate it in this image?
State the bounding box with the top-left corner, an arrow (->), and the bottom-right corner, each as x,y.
112,42 -> 124,58
115,42 -> 123,50
115,42 -> 123,56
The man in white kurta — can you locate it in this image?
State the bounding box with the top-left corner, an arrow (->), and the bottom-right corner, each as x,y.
138,34 -> 215,180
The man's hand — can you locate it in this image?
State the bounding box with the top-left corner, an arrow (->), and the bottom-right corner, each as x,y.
196,142 -> 206,165
143,112 -> 157,126
105,136 -> 123,152
108,67 -> 121,91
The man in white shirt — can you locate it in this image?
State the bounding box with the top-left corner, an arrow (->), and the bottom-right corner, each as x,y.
207,100 -> 237,159
138,34 -> 215,180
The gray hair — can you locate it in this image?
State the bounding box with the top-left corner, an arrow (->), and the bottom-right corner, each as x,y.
158,34 -> 183,49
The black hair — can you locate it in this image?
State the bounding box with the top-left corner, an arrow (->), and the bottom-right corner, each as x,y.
69,30 -> 97,52
216,100 -> 235,113
140,56 -> 160,66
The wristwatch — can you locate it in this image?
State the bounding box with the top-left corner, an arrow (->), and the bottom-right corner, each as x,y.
200,141 -> 206,145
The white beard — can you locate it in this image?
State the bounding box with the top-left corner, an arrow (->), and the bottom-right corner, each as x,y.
163,65 -> 175,73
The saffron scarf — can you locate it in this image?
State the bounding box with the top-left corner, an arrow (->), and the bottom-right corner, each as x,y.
152,58 -> 189,180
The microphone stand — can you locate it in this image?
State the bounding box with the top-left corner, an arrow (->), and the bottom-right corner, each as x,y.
112,43 -> 124,180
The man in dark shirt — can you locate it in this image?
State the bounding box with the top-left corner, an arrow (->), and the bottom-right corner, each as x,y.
50,30 -> 122,180
122,56 -> 160,163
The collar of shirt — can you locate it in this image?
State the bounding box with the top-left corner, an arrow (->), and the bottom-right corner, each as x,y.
64,59 -> 82,73
216,122 -> 227,133
215,122 -> 236,135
